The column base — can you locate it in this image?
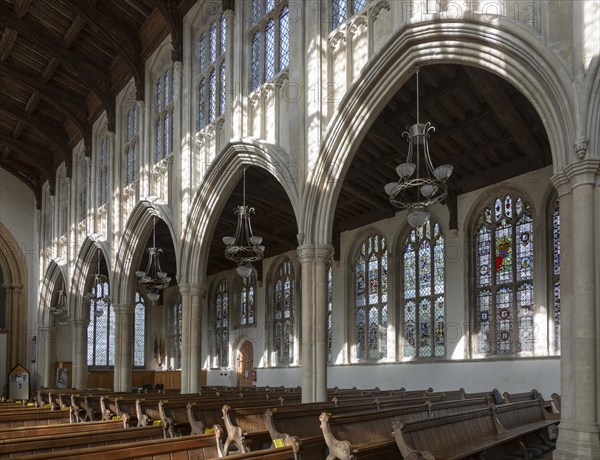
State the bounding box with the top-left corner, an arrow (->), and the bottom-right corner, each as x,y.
555,425 -> 600,459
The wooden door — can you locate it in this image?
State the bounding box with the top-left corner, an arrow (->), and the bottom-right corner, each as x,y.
236,341 -> 253,387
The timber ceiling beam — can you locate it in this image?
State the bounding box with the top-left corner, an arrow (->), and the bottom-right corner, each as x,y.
68,0 -> 145,100
0,61 -> 92,156
0,132 -> 54,169
0,97 -> 71,165
150,0 -> 183,62
464,67 -> 543,163
0,2 -> 115,130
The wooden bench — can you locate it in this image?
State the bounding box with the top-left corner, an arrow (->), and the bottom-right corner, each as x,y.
392,406 -> 527,460
0,418 -> 126,441
0,407 -> 74,429
502,389 -> 540,404
207,438 -> 301,460
551,392 -> 561,412
0,425 -> 165,457
23,433 -> 223,460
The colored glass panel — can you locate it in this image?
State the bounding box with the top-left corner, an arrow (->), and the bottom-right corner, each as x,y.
495,220 -> 512,284
434,297 -> 445,357
404,301 -> 416,358
496,286 -> 513,354
418,299 -> 432,357
516,282 -> 534,352
273,259 -> 294,365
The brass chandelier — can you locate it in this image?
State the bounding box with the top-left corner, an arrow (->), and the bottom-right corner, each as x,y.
136,216 -> 171,302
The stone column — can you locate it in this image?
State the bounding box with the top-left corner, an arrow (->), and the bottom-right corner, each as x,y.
553,159 -> 600,459
113,304 -> 134,392
297,244 -> 333,403
4,284 -> 25,368
180,283 -> 204,394
38,326 -> 53,388
179,283 -> 192,393
71,319 -> 88,390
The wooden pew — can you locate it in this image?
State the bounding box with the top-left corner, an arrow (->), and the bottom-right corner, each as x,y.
207,438 -> 301,460
0,407 -> 74,429
0,418 -> 126,441
551,392 -> 561,412
392,406 -> 527,460
0,425 -> 165,457
502,389 -> 540,404
23,433 -> 223,460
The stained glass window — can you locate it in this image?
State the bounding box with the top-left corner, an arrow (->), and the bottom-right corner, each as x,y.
249,0 -> 289,91
354,234 -> 387,361
133,292 -> 145,367
124,104 -> 139,185
331,0 -> 370,30
473,193 -> 534,356
273,258 -> 294,366
197,13 -> 227,130
401,221 -> 445,358
550,197 -> 560,353
98,135 -> 109,206
240,271 -> 256,326
327,260 -> 333,363
171,295 -> 182,369
214,279 -> 229,367
86,277 -> 114,367
154,66 -> 174,163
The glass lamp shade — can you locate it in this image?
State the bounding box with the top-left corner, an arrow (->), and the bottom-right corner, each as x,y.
147,291 -> 160,302
222,236 -> 236,246
396,163 -> 416,178
407,208 -> 431,227
434,164 -> 453,180
384,182 -> 397,196
135,270 -> 146,278
157,272 -> 167,279
236,264 -> 253,278
420,184 -> 438,198
249,236 -> 263,245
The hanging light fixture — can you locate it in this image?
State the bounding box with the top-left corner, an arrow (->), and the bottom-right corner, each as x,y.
136,216 -> 171,303
84,248 -> 110,317
223,168 -> 265,277
49,284 -> 69,326
385,65 -> 453,227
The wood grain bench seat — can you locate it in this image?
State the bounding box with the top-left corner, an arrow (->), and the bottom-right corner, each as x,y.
207,437 -> 301,460
0,425 -> 165,457
0,408 -> 73,429
392,406 -> 526,460
23,433 -> 222,460
0,418 -> 126,441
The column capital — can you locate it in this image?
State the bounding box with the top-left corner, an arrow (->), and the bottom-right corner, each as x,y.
550,172 -> 571,198
296,244 -> 334,264
564,159 -> 600,189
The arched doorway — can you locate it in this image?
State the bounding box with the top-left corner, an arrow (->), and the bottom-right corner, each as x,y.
236,340 -> 253,387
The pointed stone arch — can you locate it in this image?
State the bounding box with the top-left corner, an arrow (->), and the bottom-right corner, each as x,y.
304,17 -> 576,247
0,221 -> 28,371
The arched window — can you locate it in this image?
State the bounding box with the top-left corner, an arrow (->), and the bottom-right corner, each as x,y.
214,279 -> 229,367
327,260 -> 333,363
133,292 -> 145,367
550,196 -> 560,353
87,279 -> 114,367
331,0 -> 370,29
98,135 -> 109,206
401,221 -> 445,359
273,258 -> 295,366
170,294 -> 182,369
124,104 -> 139,185
154,66 -> 174,162
472,193 -> 534,356
197,13 -> 227,130
78,154 -> 88,222
248,0 -> 289,92
354,234 -> 387,361
240,272 -> 256,326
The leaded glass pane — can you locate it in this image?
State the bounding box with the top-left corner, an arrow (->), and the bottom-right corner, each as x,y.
163,110 -> 169,157
199,32 -> 206,71
279,6 -> 289,71
353,0 -> 368,14
215,279 -> 229,367
266,0 -> 275,13
477,289 -> 492,355
154,118 -> 161,163
219,61 -> 226,116
404,238 -> 416,299
552,202 -> 560,276
516,282 -> 533,352
248,284 -> 255,324
171,299 -> 182,369
220,14 -> 227,54
164,69 -> 170,107
368,254 -> 378,304
355,255 -> 366,306
404,301 -> 416,357
331,0 -> 346,29
209,22 -> 217,63
551,198 -> 560,353
434,236 -> 444,294
418,238 -> 431,297
516,211 -> 533,281
434,297 -> 445,357
198,79 -> 206,129
155,80 -> 161,112
476,225 -> 492,287
265,19 -> 275,81
380,304 -> 387,358
496,286 -> 513,354
356,308 -> 365,359
251,32 -> 260,91
495,219 -> 513,284
133,292 -> 145,367
273,259 -> 294,366
381,248 -> 388,302
252,0 -> 262,25
367,306 -> 378,360
208,69 -> 216,122
327,262 -> 333,363
554,281 -> 560,351
418,299 -> 432,357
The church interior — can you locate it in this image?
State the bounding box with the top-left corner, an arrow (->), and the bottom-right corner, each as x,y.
0,0 -> 598,458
